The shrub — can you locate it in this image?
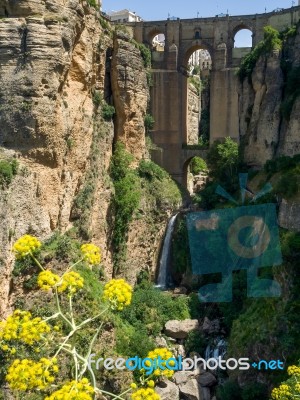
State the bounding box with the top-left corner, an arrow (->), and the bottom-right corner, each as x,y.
184,331 -> 206,355
280,66 -> 300,120
216,380 -> 242,400
102,102 -> 115,121
138,43 -> 151,68
189,157 -> 207,175
241,382 -> 268,400
120,282 -> 190,337
144,113 -> 155,133
138,159 -> 167,181
0,158 -> 18,188
274,167 -> 300,198
238,26 -> 282,81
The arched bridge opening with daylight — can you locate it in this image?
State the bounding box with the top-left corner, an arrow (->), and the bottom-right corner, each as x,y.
127,6 -> 300,187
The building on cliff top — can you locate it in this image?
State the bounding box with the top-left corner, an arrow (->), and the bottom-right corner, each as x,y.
108,9 -> 143,23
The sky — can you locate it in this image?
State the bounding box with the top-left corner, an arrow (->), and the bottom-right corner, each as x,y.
102,0 -> 296,21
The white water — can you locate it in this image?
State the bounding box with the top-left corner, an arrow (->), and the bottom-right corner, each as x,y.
205,338 -> 227,360
156,214 -> 178,289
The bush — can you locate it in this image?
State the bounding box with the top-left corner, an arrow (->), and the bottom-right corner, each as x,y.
238,26 -> 282,81
189,157 -> 207,175
138,43 -> 151,68
120,282 -> 190,337
274,167 -> 300,198
0,158 -> 18,188
280,66 -> 300,120
110,143 -> 141,272
144,113 -> 155,133
138,159 -> 167,181
216,380 -> 242,400
241,382 -> 268,400
184,331 -> 206,355
102,102 -> 115,121
171,215 -> 191,275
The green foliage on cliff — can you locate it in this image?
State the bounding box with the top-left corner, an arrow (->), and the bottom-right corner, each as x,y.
171,214 -> 192,275
0,158 -> 18,188
131,39 -> 151,68
280,65 -> 300,120
238,26 -> 282,81
190,157 -> 208,175
110,143 -> 141,274
144,113 -> 155,133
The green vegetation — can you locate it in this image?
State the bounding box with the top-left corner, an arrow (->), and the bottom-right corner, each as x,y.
188,75 -> 201,95
189,157 -> 207,175
199,108 -> 210,144
280,65 -> 300,120
87,0 -> 97,8
238,26 -> 282,81
216,381 -> 268,400
144,113 -> 155,133
131,39 -> 152,68
171,215 -> 191,276
102,102 -> 115,121
110,143 -> 141,273
0,158 -> 18,188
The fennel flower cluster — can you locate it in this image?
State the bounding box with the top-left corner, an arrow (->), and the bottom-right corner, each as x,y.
37,270 -> 84,294
0,310 -> 50,349
271,384 -> 293,399
13,235 -> 41,259
146,348 -> 175,379
288,365 -> 300,376
103,279 -> 132,310
131,387 -> 160,400
6,358 -> 58,391
81,243 -> 101,265
45,378 -> 94,400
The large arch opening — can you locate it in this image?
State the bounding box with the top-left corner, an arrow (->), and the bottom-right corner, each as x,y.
183,156 -> 208,194
147,30 -> 166,51
185,46 -> 212,146
233,27 -> 253,61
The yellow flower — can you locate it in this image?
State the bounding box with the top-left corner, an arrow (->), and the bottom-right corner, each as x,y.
0,310 -> 50,347
148,380 -> 155,388
146,348 -> 174,379
57,271 -> 84,294
37,270 -> 60,291
44,378 -> 94,399
131,383 -> 137,389
103,279 -> 132,311
6,358 -> 58,391
131,387 -> 160,400
81,243 -> 101,265
288,365 -> 300,376
13,235 -> 41,259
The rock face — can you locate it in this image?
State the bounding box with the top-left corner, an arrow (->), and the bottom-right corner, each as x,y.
187,82 -> 200,144
0,0 -> 113,315
239,26 -> 300,166
111,31 -> 149,160
0,1 -> 166,316
155,380 -> 180,400
279,199 -> 300,231
165,319 -> 200,339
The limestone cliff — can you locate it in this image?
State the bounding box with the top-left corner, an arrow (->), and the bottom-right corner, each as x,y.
0,1 -> 175,317
239,25 -> 300,166
111,30 -> 149,160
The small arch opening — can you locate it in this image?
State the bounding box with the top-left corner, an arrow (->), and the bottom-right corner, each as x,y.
183,156 -> 208,194
234,28 -> 253,48
152,33 -> 165,51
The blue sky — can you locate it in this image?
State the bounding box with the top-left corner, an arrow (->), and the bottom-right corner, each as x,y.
102,0 -> 295,20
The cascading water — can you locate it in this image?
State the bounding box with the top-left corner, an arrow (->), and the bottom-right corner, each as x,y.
156,214 -> 178,289
205,338 -> 227,360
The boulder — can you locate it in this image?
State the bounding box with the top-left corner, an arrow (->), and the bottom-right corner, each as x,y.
165,319 -> 199,339
179,379 -> 203,400
155,380 -> 180,400
201,387 -> 211,400
202,317 -> 220,334
173,371 -> 194,385
197,371 -> 217,387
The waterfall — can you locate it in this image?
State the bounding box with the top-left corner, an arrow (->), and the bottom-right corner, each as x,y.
205,338 -> 227,360
156,214 -> 178,289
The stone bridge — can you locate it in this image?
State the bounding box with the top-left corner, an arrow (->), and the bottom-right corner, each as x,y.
128,6 -> 300,186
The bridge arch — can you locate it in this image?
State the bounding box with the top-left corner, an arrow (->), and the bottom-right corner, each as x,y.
180,41 -> 214,70
146,27 -> 167,47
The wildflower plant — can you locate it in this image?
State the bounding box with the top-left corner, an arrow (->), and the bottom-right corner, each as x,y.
271,364 -> 300,399
1,235 -> 168,399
